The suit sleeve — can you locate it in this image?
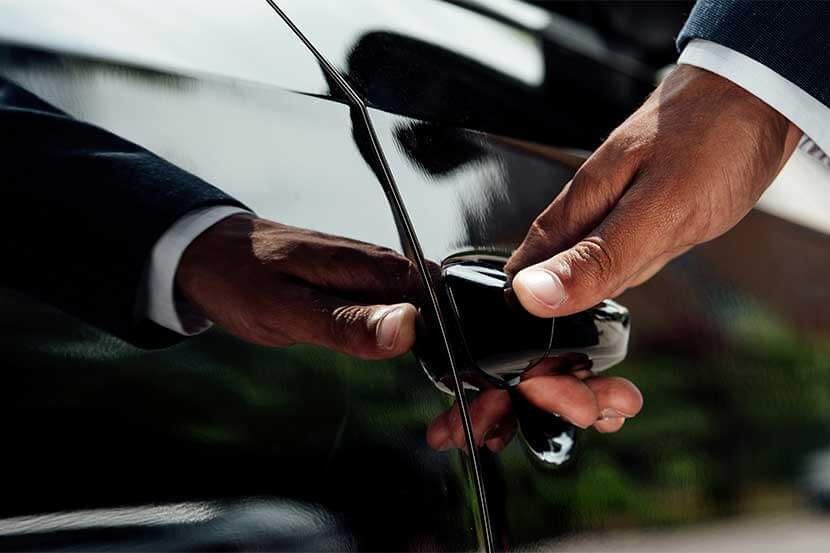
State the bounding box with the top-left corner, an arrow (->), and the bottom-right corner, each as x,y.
0,76 -> 247,348
677,0 -> 830,110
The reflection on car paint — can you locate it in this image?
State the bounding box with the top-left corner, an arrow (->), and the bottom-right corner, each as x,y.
418,256 -> 629,391
278,0 -> 655,149
1,0 -> 828,551
364,74 -> 830,550
0,40 -> 482,553
414,255 -> 628,467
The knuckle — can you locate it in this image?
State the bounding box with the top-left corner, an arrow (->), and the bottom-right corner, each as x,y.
330,305 -> 374,354
399,258 -> 424,294
572,165 -> 616,196
528,219 -> 553,243
366,250 -> 424,297
570,238 -> 617,287
616,132 -> 651,161
568,170 -> 625,222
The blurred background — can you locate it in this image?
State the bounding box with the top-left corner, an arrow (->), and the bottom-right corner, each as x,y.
0,0 -> 828,551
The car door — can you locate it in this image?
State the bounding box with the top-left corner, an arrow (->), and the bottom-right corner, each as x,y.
274,1 -> 830,551
3,2 -> 829,552
0,1 -> 486,551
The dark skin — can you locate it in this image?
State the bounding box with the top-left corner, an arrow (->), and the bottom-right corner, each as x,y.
427,65 -> 801,449
177,213 -> 642,450
177,214 -> 424,359
177,66 -> 800,452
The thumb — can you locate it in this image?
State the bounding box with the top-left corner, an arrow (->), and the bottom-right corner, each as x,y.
512,239 -> 619,318
325,302 -> 418,359
511,170 -> 667,318
513,242 -> 611,317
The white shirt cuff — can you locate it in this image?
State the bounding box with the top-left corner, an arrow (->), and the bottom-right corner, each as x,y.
678,39 -> 830,159
145,205 -> 251,336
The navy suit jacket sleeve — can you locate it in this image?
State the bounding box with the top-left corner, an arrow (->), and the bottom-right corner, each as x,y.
678,0 -> 830,109
0,76 -> 246,348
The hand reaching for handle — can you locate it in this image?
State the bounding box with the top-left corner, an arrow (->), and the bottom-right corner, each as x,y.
507,65 -> 801,317
177,213 -> 424,359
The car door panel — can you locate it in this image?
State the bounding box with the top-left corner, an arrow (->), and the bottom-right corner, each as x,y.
0,5 -> 484,551
274,0 -> 654,150
272,3 -> 830,550
2,1 -> 829,552
365,105 -> 830,551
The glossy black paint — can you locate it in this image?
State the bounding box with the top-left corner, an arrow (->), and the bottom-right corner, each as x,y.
510,388 -> 578,467
416,255 -> 629,469
0,6 -> 483,550
524,0 -> 695,68
418,256 -> 629,392
1,1 -> 828,552
443,258 -> 555,388
277,0 -> 656,149
338,7 -> 830,548
0,2 -> 650,546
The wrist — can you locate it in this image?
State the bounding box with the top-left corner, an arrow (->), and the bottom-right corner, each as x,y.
674,64 -> 800,168
176,212 -> 256,313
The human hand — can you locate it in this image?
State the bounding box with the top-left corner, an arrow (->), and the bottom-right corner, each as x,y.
426,358 -> 643,453
507,64 -> 802,316
176,213 -> 424,359
477,66 -> 801,438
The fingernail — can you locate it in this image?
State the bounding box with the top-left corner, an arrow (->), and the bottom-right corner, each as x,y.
565,417 -> 591,429
518,269 -> 566,309
600,408 -> 631,420
377,305 -> 405,350
556,411 -> 590,429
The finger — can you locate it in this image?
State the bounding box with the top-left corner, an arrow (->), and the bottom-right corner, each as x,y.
264,221 -> 427,304
505,139 -> 639,275
584,376 -> 643,420
516,374 -> 599,429
467,389 -> 513,449
485,419 -> 517,453
426,409 -> 453,451
587,376 -> 642,434
429,391 -> 518,453
254,283 -> 418,359
327,302 -> 418,359
512,183 -> 678,317
447,402 -> 468,453
594,417 -> 626,433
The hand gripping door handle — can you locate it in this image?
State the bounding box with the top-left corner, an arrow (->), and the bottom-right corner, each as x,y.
415,254 -> 630,465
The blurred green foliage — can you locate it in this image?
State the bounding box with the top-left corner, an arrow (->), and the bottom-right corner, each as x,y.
3,287 -> 829,547
0,288 -> 481,550
495,301 -> 830,542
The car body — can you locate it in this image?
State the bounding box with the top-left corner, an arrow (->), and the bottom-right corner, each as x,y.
0,1 -> 828,551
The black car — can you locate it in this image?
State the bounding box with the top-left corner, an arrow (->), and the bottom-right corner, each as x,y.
0,1 -> 828,551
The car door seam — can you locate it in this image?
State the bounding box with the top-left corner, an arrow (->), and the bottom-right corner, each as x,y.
263,2 -> 495,551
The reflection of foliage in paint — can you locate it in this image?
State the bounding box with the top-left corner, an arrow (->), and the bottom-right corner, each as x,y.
0,289 -> 478,551
3,288 -> 829,547
495,303 -> 830,543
